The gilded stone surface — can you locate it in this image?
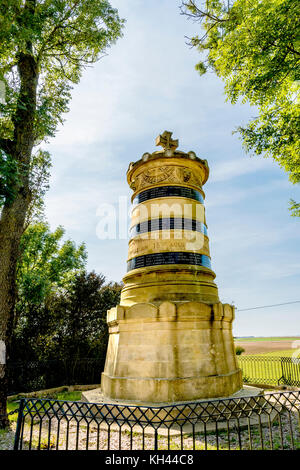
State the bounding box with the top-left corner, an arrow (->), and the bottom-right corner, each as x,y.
130,197 -> 206,227
156,130 -> 179,152
102,132 -> 242,402
128,231 -> 210,260
102,301 -> 242,402
130,164 -> 204,194
120,264 -> 219,305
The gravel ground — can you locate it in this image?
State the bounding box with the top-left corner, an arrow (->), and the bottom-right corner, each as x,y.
1,391 -> 299,451
0,429 -> 15,451
1,410 -> 299,451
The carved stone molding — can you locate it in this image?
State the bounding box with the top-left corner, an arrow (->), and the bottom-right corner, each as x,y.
130,165 -> 203,193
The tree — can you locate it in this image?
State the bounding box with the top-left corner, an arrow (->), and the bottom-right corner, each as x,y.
49,271 -> 121,362
0,0 -> 124,427
10,269 -> 122,393
15,221 -> 87,326
181,0 -> 300,213
9,222 -> 87,390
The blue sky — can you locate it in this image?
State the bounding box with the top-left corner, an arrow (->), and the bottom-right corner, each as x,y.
44,0 -> 300,337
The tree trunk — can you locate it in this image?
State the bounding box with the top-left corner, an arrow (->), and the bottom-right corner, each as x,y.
0,189 -> 32,427
0,42 -> 38,427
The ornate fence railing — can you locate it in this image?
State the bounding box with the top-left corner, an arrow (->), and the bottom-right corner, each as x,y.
14,391 -> 300,450
237,356 -> 300,387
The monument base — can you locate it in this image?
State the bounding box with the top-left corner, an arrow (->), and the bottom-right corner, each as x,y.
82,384 -> 263,408
101,369 -> 242,403
81,386 -> 268,434
102,300 -> 242,403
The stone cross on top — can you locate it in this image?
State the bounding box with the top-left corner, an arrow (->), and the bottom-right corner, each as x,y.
155,130 -> 179,152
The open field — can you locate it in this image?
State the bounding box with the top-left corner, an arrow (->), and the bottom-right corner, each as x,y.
237,356 -> 296,386
235,337 -> 300,342
234,337 -> 300,355
235,337 -> 300,386
254,349 -> 298,357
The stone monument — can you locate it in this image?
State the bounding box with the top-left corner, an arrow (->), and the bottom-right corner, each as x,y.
101,131 -> 242,403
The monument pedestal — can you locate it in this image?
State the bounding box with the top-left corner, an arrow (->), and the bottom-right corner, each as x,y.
101,300 -> 242,402
82,385 -> 263,408
81,385 -> 266,435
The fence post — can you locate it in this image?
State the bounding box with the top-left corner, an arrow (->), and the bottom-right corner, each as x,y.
154,428 -> 158,451
13,398 -> 25,450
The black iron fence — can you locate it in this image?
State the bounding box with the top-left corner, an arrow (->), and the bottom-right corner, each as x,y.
237,355 -> 300,387
7,359 -> 103,395
7,356 -> 300,396
14,390 -> 300,450
7,355 -> 300,397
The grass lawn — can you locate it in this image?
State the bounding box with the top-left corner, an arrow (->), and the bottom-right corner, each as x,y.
238,352 -> 300,386
52,391 -> 82,401
7,390 -> 82,422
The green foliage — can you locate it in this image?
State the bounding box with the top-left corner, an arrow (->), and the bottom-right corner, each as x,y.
17,222 -> 87,306
235,345 -> 245,355
9,222 -> 122,390
181,0 -> 300,211
0,149 -> 19,205
10,269 -> 122,391
289,199 -> 300,217
47,271 -> 121,361
0,0 -> 125,140
54,390 -> 81,400
242,375 -> 251,384
6,399 -> 19,422
0,0 -> 124,206
12,222 -> 121,362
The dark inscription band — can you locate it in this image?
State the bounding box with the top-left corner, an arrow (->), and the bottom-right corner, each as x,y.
127,252 -> 211,271
130,218 -> 208,238
133,186 -> 204,205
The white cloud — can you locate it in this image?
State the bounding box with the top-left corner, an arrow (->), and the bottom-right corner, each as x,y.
209,157 -> 272,183
45,0 -> 232,151
41,1 -> 300,336
206,178 -> 290,208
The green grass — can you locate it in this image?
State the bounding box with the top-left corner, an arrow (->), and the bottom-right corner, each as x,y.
253,349 -> 299,357
53,391 -> 81,401
6,390 -> 82,422
238,353 -> 300,386
7,399 -> 20,422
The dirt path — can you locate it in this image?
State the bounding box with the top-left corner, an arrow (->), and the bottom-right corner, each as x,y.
234,340 -> 296,355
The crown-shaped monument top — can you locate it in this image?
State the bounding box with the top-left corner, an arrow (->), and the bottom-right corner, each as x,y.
155,130 -> 178,152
